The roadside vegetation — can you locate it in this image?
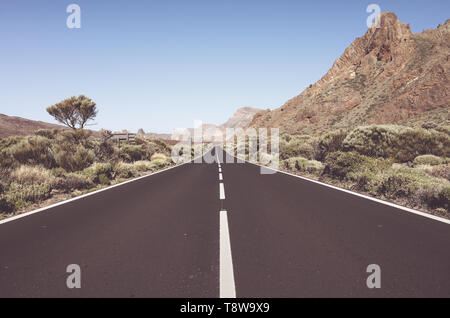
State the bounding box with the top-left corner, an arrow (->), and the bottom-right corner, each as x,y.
0,96 -> 174,219
231,124 -> 450,217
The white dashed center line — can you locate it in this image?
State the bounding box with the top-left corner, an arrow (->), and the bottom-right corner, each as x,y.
220,210 -> 236,298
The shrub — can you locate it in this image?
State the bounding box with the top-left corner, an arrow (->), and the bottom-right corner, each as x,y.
280,136 -> 316,160
98,173 -> 110,185
323,151 -> 390,181
83,162 -> 113,184
428,164 -> 450,181
4,182 -> 52,210
7,136 -> 55,168
149,159 -> 167,170
119,144 -> 147,162
315,129 -> 348,161
343,125 -> 450,162
378,166 -> 449,200
282,157 -> 324,174
10,165 -> 55,185
52,173 -> 93,192
150,153 -> 167,161
413,155 -> 446,166
133,160 -> 153,172
54,145 -> 95,172
35,129 -> 61,139
113,162 -> 138,179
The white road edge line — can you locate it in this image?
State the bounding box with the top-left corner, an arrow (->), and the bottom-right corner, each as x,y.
219,183 -> 226,200
220,210 -> 236,298
0,154 -> 206,226
220,148 -> 450,225
219,173 -> 223,181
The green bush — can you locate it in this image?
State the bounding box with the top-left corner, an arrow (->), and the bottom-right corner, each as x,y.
54,145 -> 95,172
10,165 -> 55,185
6,136 -> 55,168
343,125 -> 450,162
4,182 -> 52,210
98,173 -> 110,185
280,136 -> 316,160
119,144 -> 147,162
413,155 -> 447,166
378,166 -> 449,206
52,173 -> 93,191
113,162 -> 138,179
323,151 -> 390,181
149,158 -> 167,170
315,130 -> 348,161
282,157 -> 323,174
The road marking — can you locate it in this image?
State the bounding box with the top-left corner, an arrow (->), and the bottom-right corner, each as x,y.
219,148 -> 450,225
220,210 -> 236,298
219,183 -> 225,200
219,173 -> 223,181
219,167 -> 222,173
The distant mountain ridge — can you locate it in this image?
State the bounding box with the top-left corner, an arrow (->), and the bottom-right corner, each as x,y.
0,114 -> 66,138
249,12 -> 450,133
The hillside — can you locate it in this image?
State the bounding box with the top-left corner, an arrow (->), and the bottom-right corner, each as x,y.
0,114 -> 66,138
249,13 -> 450,134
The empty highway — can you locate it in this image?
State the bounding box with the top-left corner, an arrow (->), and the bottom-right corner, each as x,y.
0,147 -> 449,297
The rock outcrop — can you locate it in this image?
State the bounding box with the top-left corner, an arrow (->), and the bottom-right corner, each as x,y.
249,13 -> 450,134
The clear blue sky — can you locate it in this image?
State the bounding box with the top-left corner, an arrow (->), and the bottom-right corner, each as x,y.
0,0 -> 448,133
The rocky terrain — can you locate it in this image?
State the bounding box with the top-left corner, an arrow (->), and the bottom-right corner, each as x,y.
249,12 -> 450,134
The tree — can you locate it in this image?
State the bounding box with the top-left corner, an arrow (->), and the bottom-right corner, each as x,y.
46,95 -> 97,129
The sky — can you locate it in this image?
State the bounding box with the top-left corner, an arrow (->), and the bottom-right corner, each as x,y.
0,0 -> 449,133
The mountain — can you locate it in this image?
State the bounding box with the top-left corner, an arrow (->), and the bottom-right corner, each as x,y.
0,114 -> 66,138
249,12 -> 450,134
220,107 -> 263,129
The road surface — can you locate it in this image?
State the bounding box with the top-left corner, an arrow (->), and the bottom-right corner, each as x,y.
0,147 -> 449,297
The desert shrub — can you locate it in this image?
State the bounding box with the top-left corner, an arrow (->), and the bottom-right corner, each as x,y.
7,136 -> 55,168
50,167 -> 67,177
343,125 -> 450,162
57,129 -> 92,146
428,164 -> 450,181
95,140 -> 118,162
314,129 -> 348,161
113,162 -> 138,179
150,153 -> 167,161
282,157 -> 324,174
323,151 -> 390,181
54,145 -> 95,172
133,160 -> 153,172
52,173 -> 93,191
98,173 -> 110,185
35,129 -> 62,139
413,155 -> 447,166
4,182 -> 52,210
280,136 -> 316,160
149,159 -> 167,170
84,162 -> 113,177
10,165 -> 55,185
119,144 -> 147,162
378,167 -> 449,208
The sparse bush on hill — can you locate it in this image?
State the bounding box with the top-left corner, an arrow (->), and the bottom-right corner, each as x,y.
342,125 -> 450,162
413,155 -> 447,166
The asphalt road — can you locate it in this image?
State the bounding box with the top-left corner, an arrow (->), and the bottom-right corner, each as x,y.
0,147 -> 449,297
